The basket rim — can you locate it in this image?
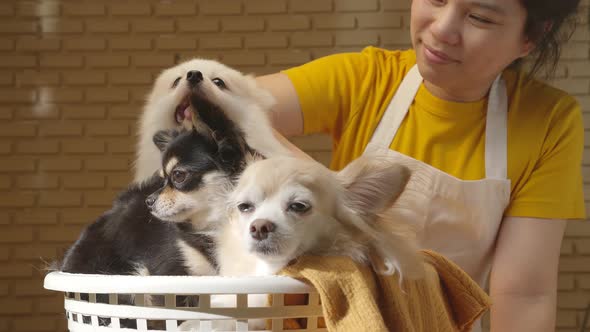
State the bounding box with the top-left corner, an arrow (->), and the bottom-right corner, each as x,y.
44,271 -> 315,294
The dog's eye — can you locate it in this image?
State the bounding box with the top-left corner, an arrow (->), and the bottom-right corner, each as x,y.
212,78 -> 226,89
237,202 -> 254,213
171,170 -> 187,184
288,202 -> 310,214
172,77 -> 181,88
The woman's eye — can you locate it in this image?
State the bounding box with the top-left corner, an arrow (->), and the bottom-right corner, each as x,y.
469,15 -> 494,25
212,78 -> 227,89
171,170 -> 187,184
288,202 -> 311,214
237,202 -> 254,213
172,77 -> 181,88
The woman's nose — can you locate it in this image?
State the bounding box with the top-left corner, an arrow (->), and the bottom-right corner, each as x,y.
430,6 -> 461,46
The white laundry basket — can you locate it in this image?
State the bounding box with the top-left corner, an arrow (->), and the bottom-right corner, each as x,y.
44,272 -> 326,332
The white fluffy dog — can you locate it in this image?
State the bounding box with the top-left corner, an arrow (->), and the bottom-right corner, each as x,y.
134,58 -> 292,183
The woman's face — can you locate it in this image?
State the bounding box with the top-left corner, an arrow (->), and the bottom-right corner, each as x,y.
411,0 -> 533,100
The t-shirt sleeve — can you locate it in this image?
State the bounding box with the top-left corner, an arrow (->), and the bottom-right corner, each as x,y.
281,52 -> 369,138
505,95 -> 586,219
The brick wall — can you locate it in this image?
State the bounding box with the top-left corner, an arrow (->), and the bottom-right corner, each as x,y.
0,0 -> 588,331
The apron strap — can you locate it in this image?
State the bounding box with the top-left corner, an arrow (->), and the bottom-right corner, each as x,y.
364,64 -> 508,180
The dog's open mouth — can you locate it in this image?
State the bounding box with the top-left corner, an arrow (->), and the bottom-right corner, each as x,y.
174,96 -> 192,125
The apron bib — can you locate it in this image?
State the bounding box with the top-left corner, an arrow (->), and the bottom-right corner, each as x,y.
364,65 -> 511,331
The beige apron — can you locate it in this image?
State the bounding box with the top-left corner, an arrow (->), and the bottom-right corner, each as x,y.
365,65 -> 511,331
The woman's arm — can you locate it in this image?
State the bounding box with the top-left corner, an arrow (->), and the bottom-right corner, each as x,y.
256,73 -> 304,137
489,216 -> 566,332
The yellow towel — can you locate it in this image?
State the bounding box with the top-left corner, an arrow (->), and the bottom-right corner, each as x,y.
279,250 -> 490,332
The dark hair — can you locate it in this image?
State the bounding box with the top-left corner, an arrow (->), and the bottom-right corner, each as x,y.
515,0 -> 583,79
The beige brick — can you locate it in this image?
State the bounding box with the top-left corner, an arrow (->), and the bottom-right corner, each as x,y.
110,37 -> 152,50
107,173 -> 133,189
558,275 -> 575,291
64,38 -> 106,51
0,211 -> 10,224
0,193 -> 35,207
17,2 -> 60,17
358,13 -> 403,28
86,158 -> 130,171
39,226 -> 83,242
0,38 -> 13,50
86,88 -> 129,103
0,108 -> 12,120
0,89 -> 35,103
0,55 -> 36,68
155,2 -> 197,16
0,4 -> 14,16
557,292 -> 590,309
313,15 -> 356,30
16,71 -> 60,86
61,208 -> 105,225
38,297 -> 65,314
62,105 -> 107,120
16,37 -> 60,51
269,51 -> 312,65
17,174 -> 59,189
110,3 -> 152,16
569,62 -> 590,78
38,192 -> 82,208
268,16 -> 310,31
63,3 -> 105,16
0,176 -> 11,189
200,36 -> 242,50
40,55 -> 83,68
381,29 -> 416,45
15,279 -> 56,296
109,105 -> 141,119
245,0 -> 287,14
0,141 -> 11,154
0,74 -> 12,86
18,104 -> 60,119
556,310 -> 577,328
200,1 -> 242,15
335,30 -> 379,46
63,175 -> 105,189
86,20 -> 130,33
561,42 -> 589,60
16,140 -> 59,155
13,246 -> 58,261
335,0 -> 378,12
85,190 -> 121,207
155,37 -> 197,50
41,19 -> 84,33
0,22 -> 37,34
292,32 -> 333,47
578,275 -> 590,290
39,158 -> 82,172
383,0 -> 412,11
177,18 -> 220,32
291,0 -> 332,13
108,71 -> 152,86
133,54 -> 175,67
0,123 -> 36,137
0,248 -> 8,260
0,227 -> 33,243
0,264 -> 32,278
565,220 -> 590,237
131,86 -> 152,102
132,19 -> 174,33
0,158 -> 36,172
107,138 -> 135,154
40,89 -> 83,103
62,140 -> 105,154
39,122 -> 83,137
245,35 -> 288,49
64,72 -> 106,86
574,239 -> 590,254
86,122 -> 129,137
552,79 -> 589,95
15,210 -> 59,225
0,299 -> 33,314
87,55 -> 129,68
14,317 -> 58,331
222,53 -> 266,67
222,18 -> 265,32
559,257 -> 590,272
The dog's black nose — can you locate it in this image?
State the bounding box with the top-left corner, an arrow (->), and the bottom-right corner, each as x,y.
145,194 -> 157,208
250,219 -> 276,241
186,70 -> 203,85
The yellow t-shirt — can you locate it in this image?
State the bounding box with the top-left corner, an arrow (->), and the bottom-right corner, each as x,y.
282,47 -> 585,219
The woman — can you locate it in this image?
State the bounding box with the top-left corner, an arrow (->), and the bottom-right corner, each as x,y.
256,0 -> 585,331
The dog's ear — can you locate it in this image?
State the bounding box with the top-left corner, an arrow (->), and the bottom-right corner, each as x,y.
152,129 -> 180,152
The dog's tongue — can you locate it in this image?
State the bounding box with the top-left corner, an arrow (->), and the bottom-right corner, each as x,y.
184,108 -> 192,121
